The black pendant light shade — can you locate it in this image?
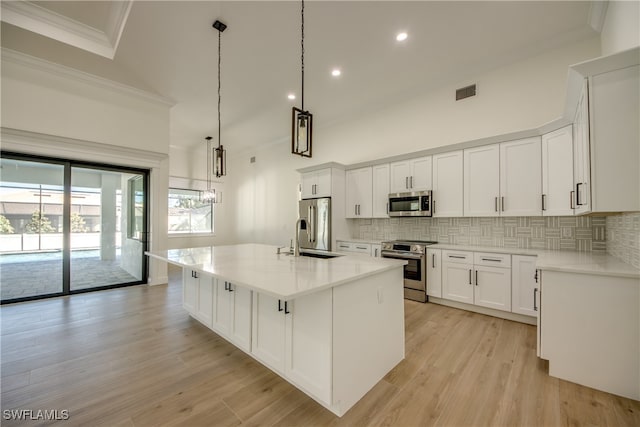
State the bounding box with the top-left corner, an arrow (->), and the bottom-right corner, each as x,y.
291,0 -> 312,157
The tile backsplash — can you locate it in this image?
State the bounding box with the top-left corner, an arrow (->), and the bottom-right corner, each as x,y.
348,216 -> 607,252
607,213 -> 640,269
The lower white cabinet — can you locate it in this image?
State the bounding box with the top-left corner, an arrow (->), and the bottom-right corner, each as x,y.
441,250 -> 511,312
197,275 -> 214,327
511,255 -> 538,317
371,244 -> 382,258
213,280 -> 252,352
426,248 -> 442,298
183,269 -> 199,315
251,290 -> 332,403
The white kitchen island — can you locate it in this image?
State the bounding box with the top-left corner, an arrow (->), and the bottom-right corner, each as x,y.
146,243 -> 407,417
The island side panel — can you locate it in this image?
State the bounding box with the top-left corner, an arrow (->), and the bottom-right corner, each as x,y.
331,267 -> 405,416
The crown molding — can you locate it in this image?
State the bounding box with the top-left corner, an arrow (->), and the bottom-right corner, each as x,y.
0,0 -> 133,59
1,48 -> 174,107
0,127 -> 168,169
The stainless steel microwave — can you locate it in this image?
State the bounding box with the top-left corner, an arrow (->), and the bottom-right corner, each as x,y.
388,191 -> 432,217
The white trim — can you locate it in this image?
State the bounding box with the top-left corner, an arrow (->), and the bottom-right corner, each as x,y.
1,127 -> 168,169
148,276 -> 169,286
1,48 -> 174,107
0,0 -> 133,60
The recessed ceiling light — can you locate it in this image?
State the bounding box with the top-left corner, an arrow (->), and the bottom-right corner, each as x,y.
287,93 -> 296,100
396,32 -> 408,42
331,69 -> 341,77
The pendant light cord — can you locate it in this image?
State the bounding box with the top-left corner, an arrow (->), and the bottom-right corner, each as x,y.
301,0 -> 305,112
218,30 -> 222,149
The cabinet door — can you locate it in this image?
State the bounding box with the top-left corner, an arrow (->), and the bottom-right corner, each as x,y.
371,244 -> 382,258
410,156 -> 432,191
251,293 -> 286,373
573,82 -> 591,214
301,172 -> 316,199
442,262 -> 474,304
212,279 -> 231,336
285,289 -> 332,404
500,137 -> 542,216
474,266 -> 511,312
542,126 -> 574,216
511,255 -> 538,317
183,269 -> 198,314
230,284 -> 252,353
336,241 -> 353,253
426,249 -> 442,298
314,169 -> 332,198
432,151 -> 463,217
357,167 -> 373,217
196,276 -> 214,328
389,160 -> 411,193
345,169 -> 359,218
464,145 -> 500,216
372,164 -> 390,218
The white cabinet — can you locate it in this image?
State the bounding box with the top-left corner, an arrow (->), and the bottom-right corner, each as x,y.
212,280 -> 252,352
301,168 -> 332,199
432,150 -> 463,217
371,243 -> 382,258
588,65 -> 640,213
499,137 -> 542,216
372,164 -> 390,218
511,255 -> 538,317
573,81 -> 591,214
196,275 -> 214,327
442,250 -> 511,312
183,269 -> 199,315
251,290 -> 332,404
426,248 -> 442,298
336,240 -> 371,255
542,126 -> 574,216
464,144 -> 500,216
345,167 -> 372,218
389,156 -> 432,193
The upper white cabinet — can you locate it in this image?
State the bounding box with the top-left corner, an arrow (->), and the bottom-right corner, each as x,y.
301,168 -> 332,199
432,151 -> 463,217
463,145 -> 500,216
542,125 -> 574,216
499,137 -> 542,216
389,156 -> 432,193
345,167 -> 372,218
573,82 -> 591,214
372,164 -> 390,218
588,65 -> 640,213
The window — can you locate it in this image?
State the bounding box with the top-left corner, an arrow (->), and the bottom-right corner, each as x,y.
168,188 -> 213,234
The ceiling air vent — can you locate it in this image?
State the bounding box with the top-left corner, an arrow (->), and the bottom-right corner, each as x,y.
456,84 -> 476,101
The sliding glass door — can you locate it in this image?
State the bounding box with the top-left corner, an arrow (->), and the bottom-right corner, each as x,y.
0,153 -> 149,303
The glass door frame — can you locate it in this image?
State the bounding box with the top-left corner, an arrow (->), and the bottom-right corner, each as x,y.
0,151 -> 150,304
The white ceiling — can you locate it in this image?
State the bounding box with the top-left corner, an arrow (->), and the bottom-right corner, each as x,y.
1,1 -> 599,153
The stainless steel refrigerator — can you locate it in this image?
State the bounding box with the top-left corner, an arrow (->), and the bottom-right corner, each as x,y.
298,197 -> 331,251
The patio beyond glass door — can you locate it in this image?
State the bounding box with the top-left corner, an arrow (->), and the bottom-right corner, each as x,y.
70,167 -> 145,291
0,153 -> 149,304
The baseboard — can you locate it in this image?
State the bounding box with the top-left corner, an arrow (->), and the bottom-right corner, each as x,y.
429,297 -> 537,325
147,276 -> 169,286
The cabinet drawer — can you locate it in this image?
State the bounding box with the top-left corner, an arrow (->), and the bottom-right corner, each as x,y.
474,252 -> 511,268
442,250 -> 473,264
352,243 -> 371,254
336,241 -> 353,252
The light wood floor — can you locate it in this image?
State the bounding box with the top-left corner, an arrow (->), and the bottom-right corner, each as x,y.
1,265 -> 638,426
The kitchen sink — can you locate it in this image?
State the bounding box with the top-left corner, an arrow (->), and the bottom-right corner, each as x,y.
300,251 -> 343,259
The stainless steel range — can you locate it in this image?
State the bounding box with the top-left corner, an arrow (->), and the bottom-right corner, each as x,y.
381,240 -> 438,303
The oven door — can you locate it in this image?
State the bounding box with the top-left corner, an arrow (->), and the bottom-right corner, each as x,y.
380,251 -> 426,292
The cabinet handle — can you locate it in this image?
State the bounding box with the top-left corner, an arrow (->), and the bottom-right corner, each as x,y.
475,270 -> 478,286
410,176 -> 413,189
228,283 -> 234,292
533,288 -> 538,311
449,255 -> 466,259
374,248 -> 379,257
534,269 -> 538,283
278,299 -> 283,312
355,205 -> 358,215
576,183 -> 583,206
542,194 -> 546,211
432,253 -> 435,268
224,281 -> 228,291
356,246 -> 368,250
433,200 -> 436,215
191,271 -> 194,278
469,269 -> 472,285
481,258 -> 502,262
405,177 -> 409,189
495,197 -> 498,212
501,196 -> 505,212
386,202 -> 389,214
570,191 -> 575,209
284,301 -> 290,314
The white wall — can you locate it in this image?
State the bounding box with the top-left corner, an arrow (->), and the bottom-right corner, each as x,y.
215,38 -> 601,246
1,49 -> 172,286
601,1 -> 640,55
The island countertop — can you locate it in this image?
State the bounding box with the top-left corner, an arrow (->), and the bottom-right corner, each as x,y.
146,243 -> 407,299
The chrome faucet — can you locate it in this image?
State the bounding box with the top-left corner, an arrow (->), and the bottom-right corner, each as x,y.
294,218 -> 307,257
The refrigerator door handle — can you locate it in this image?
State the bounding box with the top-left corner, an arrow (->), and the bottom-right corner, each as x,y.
310,205 -> 316,243
307,206 -> 312,243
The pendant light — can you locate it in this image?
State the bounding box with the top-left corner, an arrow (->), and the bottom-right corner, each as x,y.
213,19 -> 227,178
291,0 -> 312,157
202,136 -> 217,203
